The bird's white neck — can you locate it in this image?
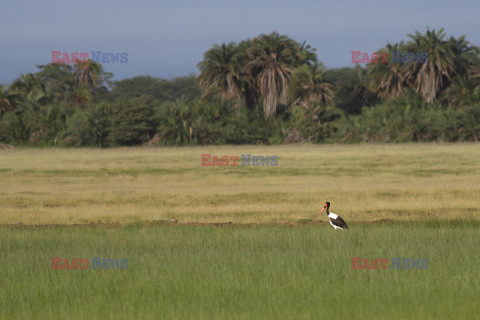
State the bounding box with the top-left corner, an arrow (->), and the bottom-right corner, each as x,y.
328,212 -> 338,219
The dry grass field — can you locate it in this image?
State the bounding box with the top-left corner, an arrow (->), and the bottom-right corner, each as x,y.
0,143 -> 479,225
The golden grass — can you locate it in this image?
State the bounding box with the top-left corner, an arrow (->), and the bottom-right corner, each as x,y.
0,143 -> 479,224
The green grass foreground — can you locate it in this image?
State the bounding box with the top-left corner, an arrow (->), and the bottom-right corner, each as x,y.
0,222 -> 479,320
1,143 -> 480,224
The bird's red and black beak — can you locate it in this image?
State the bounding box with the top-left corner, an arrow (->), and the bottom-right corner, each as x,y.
320,203 -> 328,213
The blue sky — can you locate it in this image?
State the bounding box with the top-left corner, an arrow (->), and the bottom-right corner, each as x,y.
1,0 -> 479,84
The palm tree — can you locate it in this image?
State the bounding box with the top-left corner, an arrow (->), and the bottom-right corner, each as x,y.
10,73 -> 45,93
446,35 -> 479,78
158,97 -> 196,145
368,43 -> 409,99
197,42 -> 244,104
70,86 -> 92,107
237,39 -> 259,110
15,89 -> 49,113
442,76 -> 480,107
297,41 -> 318,66
289,63 -> 335,108
442,37 -> 480,108
8,74 -> 47,114
348,64 -> 375,98
470,64 -> 480,85
74,59 -> 104,92
246,32 -> 302,117
405,28 -> 456,103
0,84 -> 14,116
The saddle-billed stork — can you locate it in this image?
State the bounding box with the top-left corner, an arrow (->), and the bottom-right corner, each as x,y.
321,202 -> 348,230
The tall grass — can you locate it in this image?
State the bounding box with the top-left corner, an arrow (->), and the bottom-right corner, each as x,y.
0,223 -> 479,319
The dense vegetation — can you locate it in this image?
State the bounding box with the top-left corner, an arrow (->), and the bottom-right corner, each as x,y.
1,28 -> 479,146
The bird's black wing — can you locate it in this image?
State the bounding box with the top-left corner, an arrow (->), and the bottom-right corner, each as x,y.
332,216 -> 348,230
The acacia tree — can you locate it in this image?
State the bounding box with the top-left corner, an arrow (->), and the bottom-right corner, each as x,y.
336,64 -> 377,114
110,96 -> 156,145
36,63 -> 76,103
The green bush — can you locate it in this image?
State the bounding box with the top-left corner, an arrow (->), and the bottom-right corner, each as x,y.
110,96 -> 157,146
224,101 -> 283,145
157,98 -> 232,146
0,103 -> 70,146
157,98 -> 288,146
454,105 -> 480,141
335,90 -> 480,142
63,102 -> 111,147
0,112 -> 26,144
287,103 -> 342,143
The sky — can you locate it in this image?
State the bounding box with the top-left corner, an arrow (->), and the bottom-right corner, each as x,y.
1,0 -> 479,84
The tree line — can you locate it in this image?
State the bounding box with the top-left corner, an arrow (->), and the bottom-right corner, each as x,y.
1,27 -> 480,147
